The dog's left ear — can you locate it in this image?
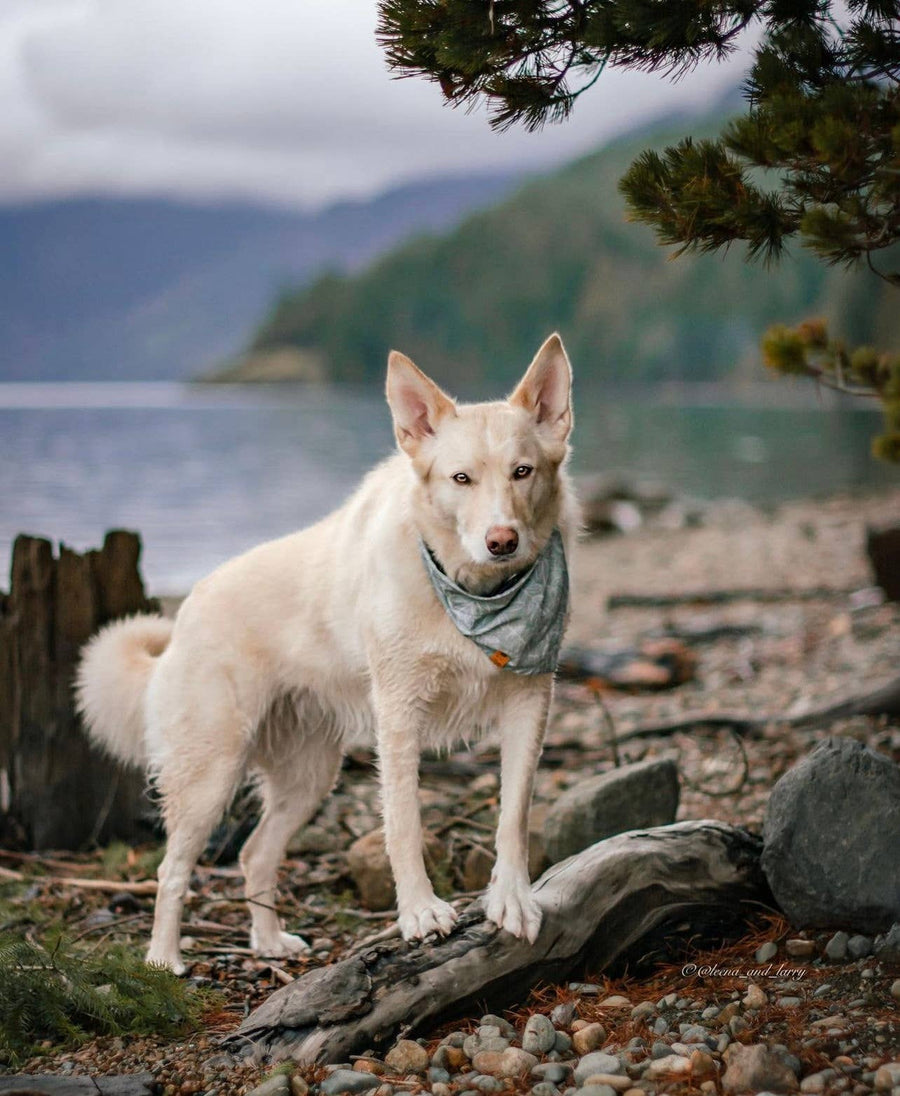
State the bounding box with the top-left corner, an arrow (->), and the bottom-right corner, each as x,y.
386,350 -> 456,457
509,333 -> 572,441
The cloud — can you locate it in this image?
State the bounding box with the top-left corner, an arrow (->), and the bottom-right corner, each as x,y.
2,0 -> 751,209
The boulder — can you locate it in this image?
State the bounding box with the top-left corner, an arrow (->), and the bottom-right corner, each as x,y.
543,758 -> 680,862
761,738 -> 900,932
346,828 -> 445,911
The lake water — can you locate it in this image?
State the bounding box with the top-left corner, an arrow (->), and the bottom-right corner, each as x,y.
0,382 -> 895,593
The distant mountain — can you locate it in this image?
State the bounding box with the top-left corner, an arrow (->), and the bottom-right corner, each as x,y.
0,173 -> 522,381
242,114 -> 900,395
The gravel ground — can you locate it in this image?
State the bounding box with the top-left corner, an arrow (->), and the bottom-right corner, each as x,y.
4,487 -> 899,1094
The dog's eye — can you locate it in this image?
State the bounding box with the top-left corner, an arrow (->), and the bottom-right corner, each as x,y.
452,472 -> 471,485
513,465 -> 533,480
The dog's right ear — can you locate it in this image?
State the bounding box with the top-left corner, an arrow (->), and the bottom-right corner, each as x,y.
386,351 -> 456,456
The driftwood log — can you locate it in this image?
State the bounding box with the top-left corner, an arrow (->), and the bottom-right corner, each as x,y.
618,671 -> 900,743
229,820 -> 768,1064
0,531 -> 158,849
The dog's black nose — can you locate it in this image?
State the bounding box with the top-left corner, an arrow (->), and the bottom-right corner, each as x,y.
486,526 -> 519,556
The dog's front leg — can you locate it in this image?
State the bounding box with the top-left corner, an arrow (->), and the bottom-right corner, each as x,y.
485,675 -> 552,944
373,675 -> 458,941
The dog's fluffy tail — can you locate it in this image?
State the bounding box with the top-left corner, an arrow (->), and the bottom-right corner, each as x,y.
75,614 -> 173,768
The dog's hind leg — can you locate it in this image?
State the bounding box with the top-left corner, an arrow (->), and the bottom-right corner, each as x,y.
147,744 -> 247,975
240,732 -> 342,957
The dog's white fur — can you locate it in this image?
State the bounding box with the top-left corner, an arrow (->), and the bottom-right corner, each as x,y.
76,334 -> 577,974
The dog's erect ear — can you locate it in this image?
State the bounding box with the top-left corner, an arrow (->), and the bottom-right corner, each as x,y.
509,333 -> 572,441
386,351 -> 456,456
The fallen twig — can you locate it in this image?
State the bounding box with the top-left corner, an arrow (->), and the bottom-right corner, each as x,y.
0,864 -> 157,894
608,585 -> 861,609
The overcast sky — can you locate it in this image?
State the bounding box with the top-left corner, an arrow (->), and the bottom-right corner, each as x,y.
2,0 -> 752,210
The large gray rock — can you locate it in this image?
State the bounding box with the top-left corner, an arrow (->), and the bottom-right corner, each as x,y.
543,758 -> 680,862
761,738 -> 900,932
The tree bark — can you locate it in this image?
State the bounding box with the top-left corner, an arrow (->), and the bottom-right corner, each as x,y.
228,820 -> 768,1065
0,531 -> 158,850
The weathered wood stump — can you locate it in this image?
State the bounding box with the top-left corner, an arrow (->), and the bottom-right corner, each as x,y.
867,524 -> 900,602
228,820 -> 769,1064
0,531 -> 158,849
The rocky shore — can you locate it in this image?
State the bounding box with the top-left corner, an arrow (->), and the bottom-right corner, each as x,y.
5,486 -> 900,1095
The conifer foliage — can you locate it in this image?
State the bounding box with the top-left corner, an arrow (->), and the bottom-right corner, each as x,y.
379,0 -> 900,457
0,934 -> 201,1064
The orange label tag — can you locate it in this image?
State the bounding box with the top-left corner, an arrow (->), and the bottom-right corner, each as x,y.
489,650 -> 511,668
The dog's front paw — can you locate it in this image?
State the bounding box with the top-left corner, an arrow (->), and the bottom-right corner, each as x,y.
484,876 -> 542,943
398,895 -> 458,940
250,929 -> 311,959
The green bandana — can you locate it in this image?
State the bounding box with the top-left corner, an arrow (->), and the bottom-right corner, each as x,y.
419,528 -> 569,674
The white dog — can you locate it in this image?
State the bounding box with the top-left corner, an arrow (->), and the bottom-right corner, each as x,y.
76,334 -> 577,974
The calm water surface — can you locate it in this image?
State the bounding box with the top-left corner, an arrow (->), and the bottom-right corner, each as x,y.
0,382 -> 894,592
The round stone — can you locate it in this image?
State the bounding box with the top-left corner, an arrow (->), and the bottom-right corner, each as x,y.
523,1014 -> 558,1055
384,1040 -> 429,1075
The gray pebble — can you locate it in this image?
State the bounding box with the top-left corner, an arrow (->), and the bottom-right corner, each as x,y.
679,1024 -> 709,1043
578,1086 -> 617,1096
464,1035 -> 509,1059
478,1025 -> 502,1040
573,1053 -> 622,1085
441,1032 -> 467,1048
651,1042 -> 672,1060
755,941 -> 778,963
651,1018 -> 668,1036
459,1090 -> 480,1096
481,1014 -> 517,1038
248,1077 -> 291,1096
428,1068 -> 451,1084
471,1075 -> 504,1092
847,934 -> 872,959
551,1001 -> 577,1028
532,1084 -> 560,1096
776,996 -> 802,1007
825,931 -> 849,961
658,993 -> 677,1009
813,983 -> 833,998
532,1064 -> 572,1084
431,1047 -> 455,1070
554,1031 -> 573,1054
432,1086 -> 452,1096
569,983 -> 601,996
320,1071 -> 380,1096
701,1005 -> 720,1021
631,1001 -> 656,1022
523,1014 -> 558,1055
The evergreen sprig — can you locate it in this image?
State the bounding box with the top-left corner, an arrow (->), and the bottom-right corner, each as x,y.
0,933 -> 202,1065
763,319 -> 900,460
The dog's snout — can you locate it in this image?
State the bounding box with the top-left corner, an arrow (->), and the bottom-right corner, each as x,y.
486,526 -> 519,557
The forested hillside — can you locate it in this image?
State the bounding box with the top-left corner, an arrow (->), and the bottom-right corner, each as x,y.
243,117 -> 899,394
